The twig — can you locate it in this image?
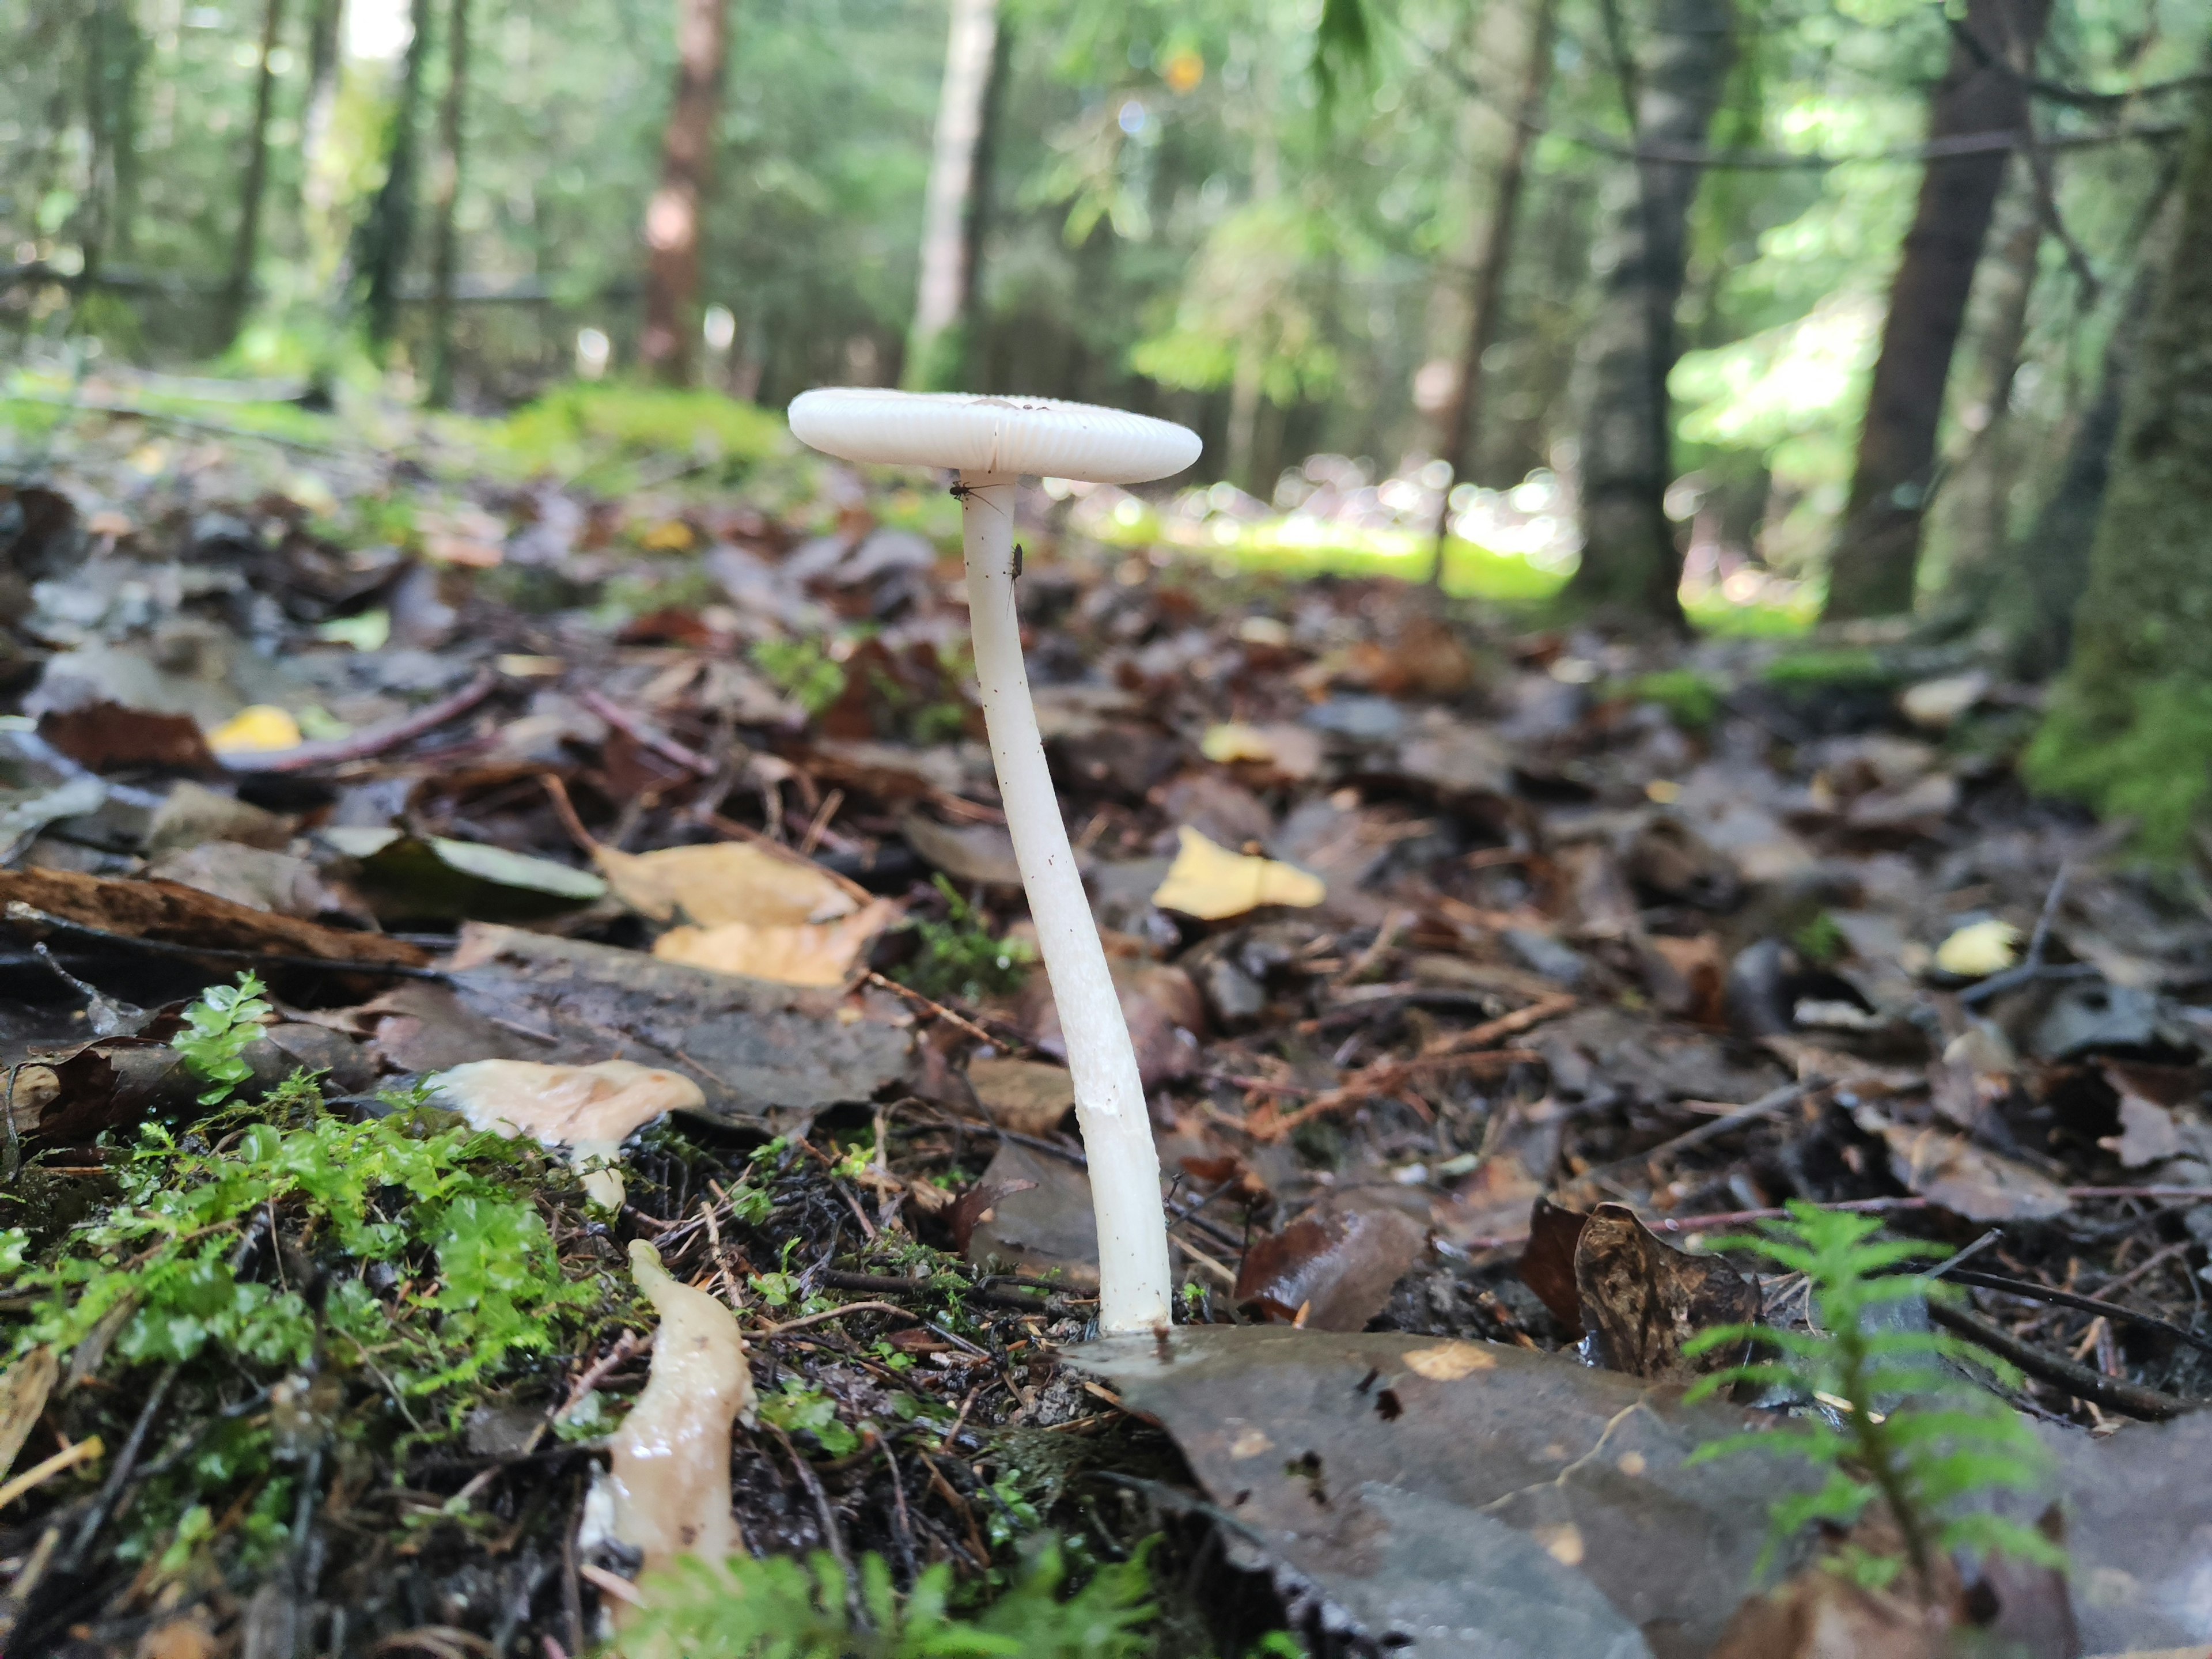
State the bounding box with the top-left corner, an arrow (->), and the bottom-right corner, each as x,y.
756,1300 -> 921,1338
1927,1299 -> 2198,1422
576,1563 -> 644,1608
6,903 -> 448,980
864,970 -> 1005,1048
538,774 -> 598,857
63,1363 -> 176,1570
768,1423 -> 857,1588
0,1437 -> 103,1512
1603,1077 -> 1830,1173
1945,1268 -> 2212,1359
223,670 -> 497,773
577,688 -> 714,777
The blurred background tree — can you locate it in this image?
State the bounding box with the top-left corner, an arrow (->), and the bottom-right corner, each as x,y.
0,0 -> 2203,656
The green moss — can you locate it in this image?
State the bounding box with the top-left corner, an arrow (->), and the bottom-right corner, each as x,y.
1618,669 -> 1728,729
752,637 -> 849,715
2023,675 -> 2212,859
1791,911 -> 1847,967
486,382 -> 783,488
1759,647 -> 1897,691
896,877 -> 1037,1005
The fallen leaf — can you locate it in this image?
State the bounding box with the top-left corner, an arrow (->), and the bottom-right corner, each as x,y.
206,703 -> 303,755
37,702 -> 218,773
432,1058 -> 704,1209
652,896 -> 901,988
0,1346 -> 58,1483
948,1175 -> 1041,1255
1897,671 -> 1990,732
1200,720 -> 1324,780
899,810 -> 1022,887
967,1056 -> 1075,1137
1935,919 -> 2021,979
963,1139 -> 1101,1289
1152,826 -> 1324,921
2099,1090 -> 2183,1168
1022,958 -> 1205,1089
1571,1203 -> 1759,1382
142,781 -> 293,854
593,839 -> 862,927
145,842 -> 339,919
1233,1188 -> 1431,1331
1516,1196 -> 1592,1332
1861,1111 -> 2071,1222
323,827 -> 607,925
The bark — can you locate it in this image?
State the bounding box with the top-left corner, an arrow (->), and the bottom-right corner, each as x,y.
1569,0 -> 1736,619
426,0 -> 471,408
1429,0 -> 1558,584
357,0 -> 434,353
640,0 -> 731,386
1827,0 -> 2052,618
82,0 -> 143,271
2027,89 -> 2212,854
906,0 -> 1001,392
219,0 -> 289,345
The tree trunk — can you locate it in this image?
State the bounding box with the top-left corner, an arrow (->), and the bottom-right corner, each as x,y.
1429,0 -> 1558,586
906,0 -> 1001,391
1827,0 -> 2052,618
640,0 -> 731,386
1933,194 -> 2040,588
300,0 -> 345,219
2026,89 -> 2212,855
426,0 -> 471,408
357,0 -> 434,354
1569,0 -> 1736,619
82,0 -> 143,273
219,0 -> 289,345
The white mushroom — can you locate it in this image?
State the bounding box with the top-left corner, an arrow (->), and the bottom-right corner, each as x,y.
430,1058 -> 704,1211
787,389 -> 1198,1334
609,1240 -> 756,1586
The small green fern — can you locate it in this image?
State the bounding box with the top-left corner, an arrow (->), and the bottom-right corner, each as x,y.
170,971 -> 274,1105
1682,1202 -> 2062,1597
615,1536 -> 1156,1659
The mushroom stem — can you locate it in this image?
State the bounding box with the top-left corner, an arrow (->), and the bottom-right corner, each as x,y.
957,472 -> 1171,1332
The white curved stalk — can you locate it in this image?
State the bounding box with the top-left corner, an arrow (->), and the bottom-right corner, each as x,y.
959,474 -> 1171,1332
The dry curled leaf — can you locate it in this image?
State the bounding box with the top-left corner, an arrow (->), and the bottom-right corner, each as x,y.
1152,825 -> 1325,921
652,896 -> 902,988
594,838 -> 863,927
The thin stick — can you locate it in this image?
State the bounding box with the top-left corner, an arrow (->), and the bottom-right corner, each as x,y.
1944,1268 -> 2212,1358
224,670 -> 496,773
6,903 -> 448,980
577,688 -> 715,777
756,1300 -> 921,1338
0,1437 -> 103,1512
863,969 -> 1004,1048
1603,1078 -> 1830,1173
1927,1300 -> 2197,1422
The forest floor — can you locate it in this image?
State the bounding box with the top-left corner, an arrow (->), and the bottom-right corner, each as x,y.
3,382 -> 2212,1659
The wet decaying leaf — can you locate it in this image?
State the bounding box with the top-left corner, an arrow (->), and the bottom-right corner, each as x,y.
1857,1107 -> 2071,1222
1233,1188 -> 1431,1331
963,1139 -> 1100,1286
1516,1196 -> 1592,1333
1070,1327 -> 1817,1658
1570,1205 -> 1760,1382
965,1055 -> 1075,1136
411,922 -> 913,1127
37,702 -> 218,774
321,826 -> 608,925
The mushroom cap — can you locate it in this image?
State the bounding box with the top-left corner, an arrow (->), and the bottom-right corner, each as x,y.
788,388 -> 1199,484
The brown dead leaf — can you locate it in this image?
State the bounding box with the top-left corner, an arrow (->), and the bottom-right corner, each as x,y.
1234,1188 -> 1430,1331
1515,1196 -> 1592,1333
1859,1109 -> 2071,1222
37,703 -> 217,773
1571,1203 -> 1759,1382
594,838 -> 864,927
948,1175 -> 1041,1255
1645,933 -> 1730,1027
145,842 -> 339,920
0,1346 -> 58,1483
967,1056 -> 1075,1137
652,896 -> 901,987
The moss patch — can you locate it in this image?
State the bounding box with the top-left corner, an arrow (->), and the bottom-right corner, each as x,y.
2022,675 -> 2212,859
1759,647 -> 1898,691
1618,668 -> 1728,729
487,383 -> 783,488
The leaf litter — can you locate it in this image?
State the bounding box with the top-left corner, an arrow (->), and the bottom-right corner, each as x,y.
3,406 -> 2212,1656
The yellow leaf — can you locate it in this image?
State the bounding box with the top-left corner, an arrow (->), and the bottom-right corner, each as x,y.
1200,722 -> 1274,764
1934,919 -> 2021,979
1151,827 -> 1324,921
653,897 -> 902,987
206,705 -> 302,755
594,839 -> 862,928
639,519 -> 696,552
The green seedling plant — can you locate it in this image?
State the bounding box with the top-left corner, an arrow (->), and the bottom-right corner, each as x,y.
1682,1203 -> 2062,1599
898,876 -> 1036,1005
616,1535 -> 1156,1659
170,969 -> 274,1104
754,636 -> 850,716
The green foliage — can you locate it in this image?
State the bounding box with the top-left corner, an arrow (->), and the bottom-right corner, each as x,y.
11,1088 -> 599,1404
169,971 -> 274,1106
1791,912 -> 1847,967
1619,669 -> 1727,730
487,384 -> 783,487
1683,1203 -> 2062,1592
897,877 -> 1037,1005
754,638 -> 851,717
760,1380 -> 863,1457
2023,676 -> 2212,861
616,1536 -> 1157,1659
1759,649 -> 1897,691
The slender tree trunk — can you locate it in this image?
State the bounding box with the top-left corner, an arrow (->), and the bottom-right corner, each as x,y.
640,0 -> 731,385
2027,88 -> 2212,854
81,0 -> 142,275
906,0 -> 1000,391
955,15 -> 1012,384
1569,0 -> 1736,619
300,0 -> 344,218
426,0 -> 470,408
1429,0 -> 1558,586
1827,0 -> 2052,618
219,0 -> 289,345
2003,234 -> 2164,675
357,0 -> 433,354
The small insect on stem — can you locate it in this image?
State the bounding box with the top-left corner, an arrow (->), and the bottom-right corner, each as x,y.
1012,543 -> 1024,581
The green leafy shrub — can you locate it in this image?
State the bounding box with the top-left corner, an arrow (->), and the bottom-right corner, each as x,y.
169,971 -> 274,1105
897,877 -> 1036,1005
1683,1203 -> 2061,1596
616,1536 -> 1156,1659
